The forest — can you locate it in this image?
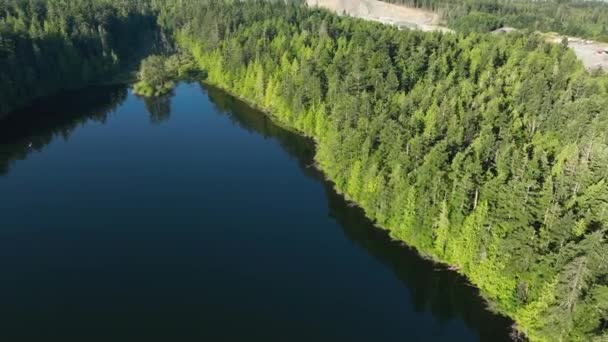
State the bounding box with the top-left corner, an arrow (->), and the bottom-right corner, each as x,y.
0,0 -> 162,116
382,0 -> 608,40
2,0 -> 608,341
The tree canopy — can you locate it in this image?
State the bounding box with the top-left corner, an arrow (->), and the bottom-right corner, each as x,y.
0,0 -> 159,116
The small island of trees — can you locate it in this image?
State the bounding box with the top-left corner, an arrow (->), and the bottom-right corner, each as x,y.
133,54 -> 198,97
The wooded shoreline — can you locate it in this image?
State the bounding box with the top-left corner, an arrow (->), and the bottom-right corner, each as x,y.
2,1 -> 608,341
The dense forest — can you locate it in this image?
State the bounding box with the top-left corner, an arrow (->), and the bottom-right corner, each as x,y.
2,0 -> 608,341
383,0 -> 608,40
0,0 -> 162,116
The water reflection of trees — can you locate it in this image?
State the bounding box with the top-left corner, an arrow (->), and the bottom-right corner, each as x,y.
0,83 -> 514,341
205,84 -> 514,342
204,84 -> 318,177
142,91 -> 173,125
0,85 -> 128,176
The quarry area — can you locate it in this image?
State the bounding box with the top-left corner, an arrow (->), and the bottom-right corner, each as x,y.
547,35 -> 608,71
308,0 -> 608,71
306,0 -> 452,33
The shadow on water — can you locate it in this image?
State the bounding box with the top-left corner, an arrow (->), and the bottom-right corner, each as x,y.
203,85 -> 318,177
0,83 -> 515,341
0,85 -> 128,175
203,84 -> 515,342
141,91 -> 174,125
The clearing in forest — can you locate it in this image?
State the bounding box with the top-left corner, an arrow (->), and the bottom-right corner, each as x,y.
546,35 -> 608,71
306,0 -> 452,33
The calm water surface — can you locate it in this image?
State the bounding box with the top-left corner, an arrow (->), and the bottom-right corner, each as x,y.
0,83 -> 513,341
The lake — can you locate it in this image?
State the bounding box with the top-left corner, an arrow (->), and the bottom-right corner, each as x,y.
0,83 -> 513,341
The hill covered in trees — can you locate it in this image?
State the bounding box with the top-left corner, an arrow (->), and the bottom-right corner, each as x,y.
2,1 -> 608,341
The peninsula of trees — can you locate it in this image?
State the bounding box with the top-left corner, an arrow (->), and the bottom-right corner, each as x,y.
2,1 -> 608,341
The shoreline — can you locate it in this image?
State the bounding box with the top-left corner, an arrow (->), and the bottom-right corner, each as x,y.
198,79 -> 521,337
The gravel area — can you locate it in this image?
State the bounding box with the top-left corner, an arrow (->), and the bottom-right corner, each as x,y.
307,0 -> 452,32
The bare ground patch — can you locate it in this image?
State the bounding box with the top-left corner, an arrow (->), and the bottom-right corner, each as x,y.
547,35 -> 608,71
307,0 -> 452,33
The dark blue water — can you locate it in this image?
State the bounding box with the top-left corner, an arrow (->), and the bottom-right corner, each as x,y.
0,83 -> 513,341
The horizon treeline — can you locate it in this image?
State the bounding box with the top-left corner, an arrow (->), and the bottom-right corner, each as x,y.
1,1 -> 608,341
